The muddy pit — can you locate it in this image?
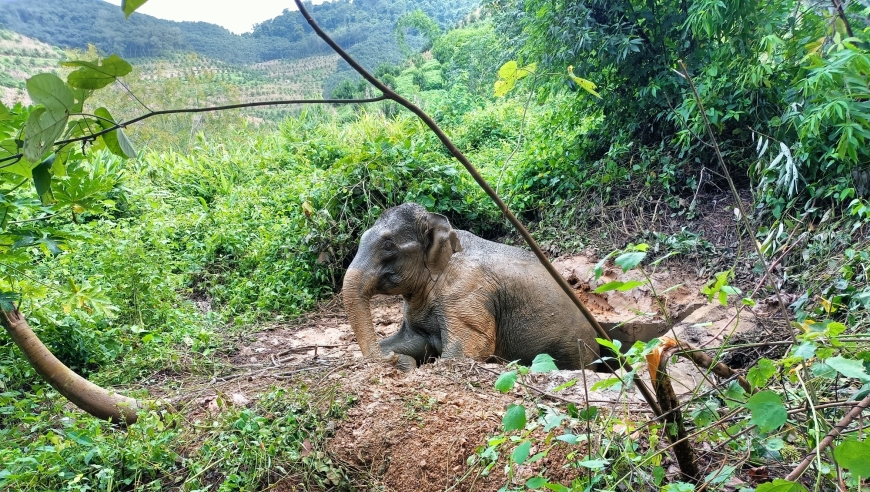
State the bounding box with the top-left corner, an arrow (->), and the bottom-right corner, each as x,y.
168,254 -> 783,491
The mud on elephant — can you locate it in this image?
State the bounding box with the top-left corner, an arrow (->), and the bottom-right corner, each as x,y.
342,202 -> 599,371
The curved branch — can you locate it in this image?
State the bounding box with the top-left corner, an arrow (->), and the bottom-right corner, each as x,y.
291,0 -> 663,416
2,309 -> 140,425
0,96 -> 389,166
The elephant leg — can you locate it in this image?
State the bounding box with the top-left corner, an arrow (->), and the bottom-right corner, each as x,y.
440,310 -> 496,361
378,321 -> 439,370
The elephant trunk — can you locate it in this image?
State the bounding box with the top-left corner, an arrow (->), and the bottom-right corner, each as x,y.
342,268 -> 382,359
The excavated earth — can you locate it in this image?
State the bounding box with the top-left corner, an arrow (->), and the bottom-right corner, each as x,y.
150,251 -> 789,491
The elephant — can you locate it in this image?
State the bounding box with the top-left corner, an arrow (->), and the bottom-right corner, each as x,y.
342,202 -> 599,371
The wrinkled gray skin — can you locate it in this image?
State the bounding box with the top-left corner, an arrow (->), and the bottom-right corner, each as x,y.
342,203 -> 599,371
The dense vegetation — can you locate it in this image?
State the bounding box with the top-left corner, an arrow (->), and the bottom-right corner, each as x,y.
1,0 -> 870,490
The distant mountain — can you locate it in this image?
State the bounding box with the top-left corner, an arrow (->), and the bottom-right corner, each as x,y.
0,0 -> 480,67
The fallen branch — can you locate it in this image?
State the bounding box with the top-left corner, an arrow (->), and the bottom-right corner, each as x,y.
1,309 -> 140,424
785,393 -> 870,481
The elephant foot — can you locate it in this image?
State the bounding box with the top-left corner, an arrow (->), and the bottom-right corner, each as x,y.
393,354 -> 417,372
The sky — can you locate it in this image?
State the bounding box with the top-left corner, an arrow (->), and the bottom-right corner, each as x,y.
101,0 -> 301,34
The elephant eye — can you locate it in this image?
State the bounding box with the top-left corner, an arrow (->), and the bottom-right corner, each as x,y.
383,240 -> 395,250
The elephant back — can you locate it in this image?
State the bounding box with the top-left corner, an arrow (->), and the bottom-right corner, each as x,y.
454,230 -> 535,261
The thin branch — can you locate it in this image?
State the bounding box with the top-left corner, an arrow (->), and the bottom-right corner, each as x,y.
785,393 -> 870,481
0,96 -> 389,166
675,61 -> 796,341
293,0 -> 664,417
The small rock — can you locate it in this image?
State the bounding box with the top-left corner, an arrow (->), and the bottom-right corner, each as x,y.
230,393 -> 250,407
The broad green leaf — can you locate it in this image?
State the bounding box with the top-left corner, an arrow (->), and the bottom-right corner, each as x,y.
498,60 -> 519,80
704,464 -> 737,485
32,154 -> 55,205
502,404 -> 526,432
570,75 -> 602,98
63,55 -> 133,90
519,63 -> 536,78
530,353 -> 558,373
511,440 -> 531,464
663,483 -> 695,492
577,459 -> 608,469
579,405 -> 598,420
553,379 -> 577,392
615,280 -> 645,291
541,410 -> 565,431
834,439 -> 870,477
825,356 -> 870,382
494,370 -> 517,393
723,380 -> 747,400
24,107 -> 67,163
745,390 -> 787,433
596,337 -> 622,354
494,79 -> 515,97
24,74 -> 74,162
593,255 -> 609,280
70,87 -> 92,113
115,128 -> 136,158
594,280 -> 625,293
614,251 -> 645,272
556,434 -> 581,444
590,376 -> 621,391
756,479 -> 808,492
811,361 -> 838,379
764,437 -> 785,451
526,476 -> 547,489
566,403 -> 579,418
94,107 -> 136,158
653,466 -> 665,485
122,0 -> 149,18
0,291 -> 21,311
26,73 -> 74,114
792,341 -> 817,360
747,358 -> 777,388
544,484 -> 569,492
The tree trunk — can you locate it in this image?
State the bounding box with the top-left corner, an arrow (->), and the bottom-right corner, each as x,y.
1,309 -> 140,425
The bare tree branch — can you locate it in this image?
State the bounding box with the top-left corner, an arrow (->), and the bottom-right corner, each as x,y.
0,96 -> 389,166
290,0 -> 664,416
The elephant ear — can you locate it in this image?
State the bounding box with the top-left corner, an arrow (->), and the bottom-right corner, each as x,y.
419,212 -> 462,274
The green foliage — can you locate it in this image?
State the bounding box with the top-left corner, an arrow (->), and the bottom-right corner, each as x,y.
502,404 -> 527,432
0,401 -> 179,491
432,20 -> 506,96
833,439 -> 870,478
122,0 -> 149,18
492,0 -> 870,217
182,387 -> 353,490
395,9 -> 441,56
756,480 -> 808,492
744,391 -> 788,434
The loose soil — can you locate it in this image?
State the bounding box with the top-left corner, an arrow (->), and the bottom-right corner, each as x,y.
150,249 -> 788,491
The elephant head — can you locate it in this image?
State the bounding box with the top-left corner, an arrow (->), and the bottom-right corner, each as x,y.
342,203 -> 462,359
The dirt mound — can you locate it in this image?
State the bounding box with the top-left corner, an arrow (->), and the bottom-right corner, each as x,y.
327,360 -> 655,491
163,253 -> 787,490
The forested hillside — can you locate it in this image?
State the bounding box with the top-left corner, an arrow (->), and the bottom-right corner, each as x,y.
0,0 -> 477,68
1,0 -> 870,491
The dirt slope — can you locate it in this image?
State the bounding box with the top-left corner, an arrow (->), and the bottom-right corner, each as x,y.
166,253 -> 783,490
